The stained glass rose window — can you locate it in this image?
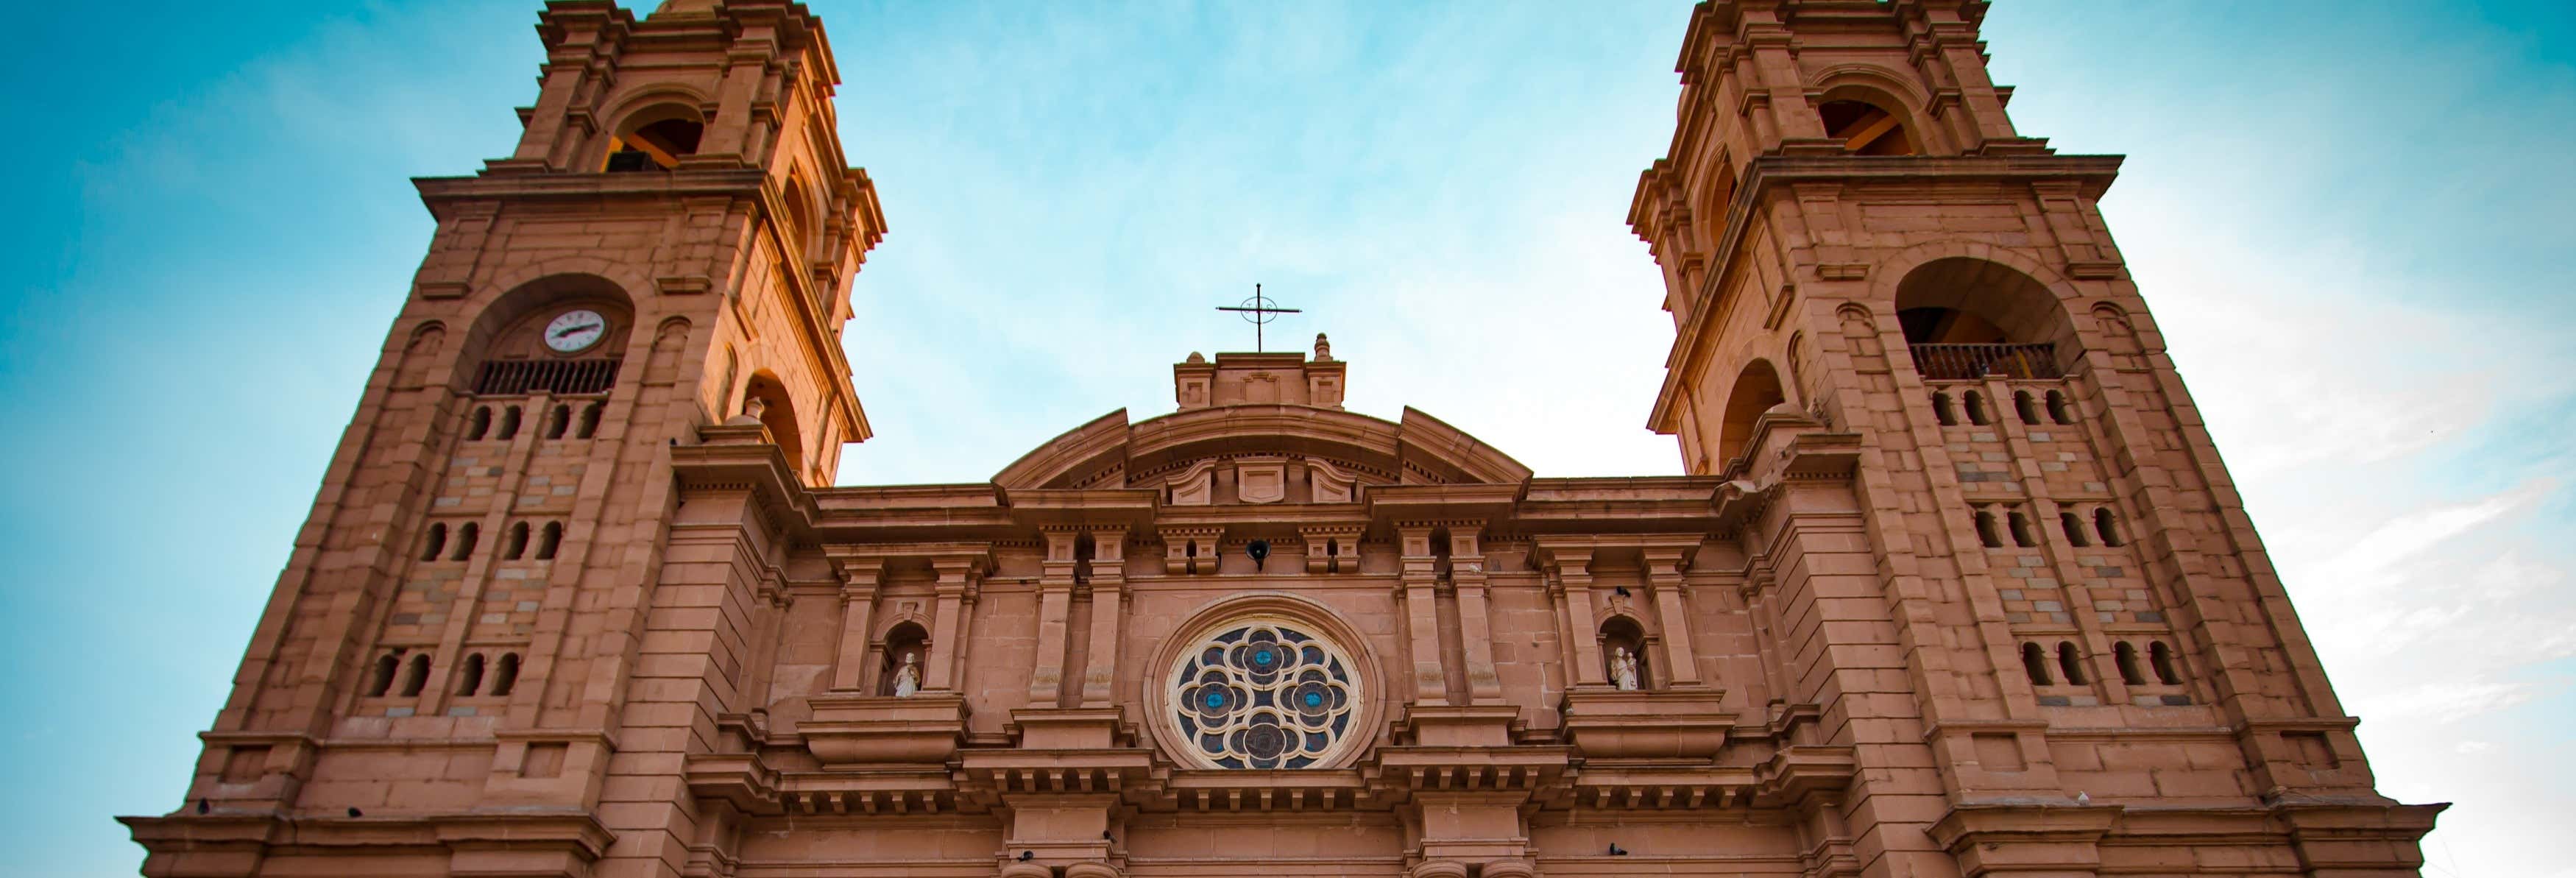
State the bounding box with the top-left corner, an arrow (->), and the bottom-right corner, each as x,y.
1165,618 -> 1361,769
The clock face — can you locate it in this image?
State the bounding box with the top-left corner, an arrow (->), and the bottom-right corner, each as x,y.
543,309 -> 607,353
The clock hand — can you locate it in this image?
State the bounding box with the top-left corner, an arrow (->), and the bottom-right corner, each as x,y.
553,322 -> 598,339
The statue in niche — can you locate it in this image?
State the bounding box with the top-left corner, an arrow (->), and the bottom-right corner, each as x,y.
891,651 -> 921,698
1610,645 -> 1642,691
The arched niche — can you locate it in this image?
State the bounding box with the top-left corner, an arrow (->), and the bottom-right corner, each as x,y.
1894,258 -> 2078,380
1599,615 -> 1652,691
877,621 -> 930,697
740,372 -> 807,478
1713,358 -> 1788,465
601,101 -> 705,171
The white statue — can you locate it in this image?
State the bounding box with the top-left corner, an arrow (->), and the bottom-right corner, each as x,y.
1610,645 -> 1641,691
891,651 -> 921,698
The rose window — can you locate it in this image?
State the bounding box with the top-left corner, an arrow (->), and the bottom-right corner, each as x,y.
1166,618 -> 1361,769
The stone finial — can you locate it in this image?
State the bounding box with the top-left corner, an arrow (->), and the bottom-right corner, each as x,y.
1313,333 -> 1333,361
1186,351 -> 1206,364
723,395 -> 768,426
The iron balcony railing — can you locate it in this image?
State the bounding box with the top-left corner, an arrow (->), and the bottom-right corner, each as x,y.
473,358 -> 621,396
1910,343 -> 2062,380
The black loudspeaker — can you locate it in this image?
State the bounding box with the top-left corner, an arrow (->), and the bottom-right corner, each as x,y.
1246,539 -> 1271,570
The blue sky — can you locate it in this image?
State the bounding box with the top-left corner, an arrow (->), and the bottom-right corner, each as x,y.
4,1 -> 2570,875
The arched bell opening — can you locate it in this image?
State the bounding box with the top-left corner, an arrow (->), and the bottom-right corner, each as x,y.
1818,96 -> 1919,156
602,103 -> 704,171
1895,258 -> 2079,381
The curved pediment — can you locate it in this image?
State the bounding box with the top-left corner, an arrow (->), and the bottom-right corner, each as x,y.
991,404 -> 1530,500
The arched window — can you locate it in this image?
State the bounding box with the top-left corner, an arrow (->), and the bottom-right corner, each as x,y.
421,523 -> 449,562
399,654 -> 432,697
1931,392 -> 1957,425
503,522 -> 530,560
535,522 -> 563,561
2014,391 -> 2042,425
1963,390 -> 1990,425
1599,617 -> 1652,691
451,523 -> 480,561
456,653 -> 486,697
2056,642 -> 2087,684
1973,508 -> 2003,548
576,402 -> 603,439
2007,510 -> 2037,548
544,404 -> 570,439
2095,508 -> 2125,547
497,406 -> 523,441
467,406 -> 492,440
367,654 -> 400,698
604,105 -> 704,172
2021,642 -> 2053,686
2045,390 -> 2075,425
2148,642 -> 2182,685
1714,360 -> 1788,465
2114,642 -> 2146,686
880,623 -> 931,696
1818,98 -> 1916,156
491,653 -> 521,697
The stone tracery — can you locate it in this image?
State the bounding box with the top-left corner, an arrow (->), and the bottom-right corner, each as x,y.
1166,617 -> 1361,770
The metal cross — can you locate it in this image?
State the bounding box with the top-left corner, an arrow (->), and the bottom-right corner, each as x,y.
1214,283 -> 1301,353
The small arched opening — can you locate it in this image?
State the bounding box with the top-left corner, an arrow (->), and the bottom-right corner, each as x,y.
399,654 -> 432,697
1599,617 -> 1652,691
451,523 -> 480,562
2014,391 -> 2042,425
2006,510 -> 2037,548
2095,508 -> 2125,548
1931,391 -> 1957,425
1895,258 -> 2078,381
2059,511 -> 2090,548
456,653 -> 486,697
2148,642 -> 2182,685
497,406 -> 523,440
367,654 -> 400,698
421,523 -> 449,562
576,402 -> 604,439
880,622 -> 931,697
604,104 -> 704,171
2020,642 -> 2053,686
467,406 -> 492,440
1973,508 -> 2003,548
2114,642 -> 2146,686
1963,390 -> 1991,425
545,403 -> 571,439
504,522 -> 531,560
1713,359 -> 1788,465
491,653 -> 521,697
2056,642 -> 2087,684
536,521 -> 564,561
2045,390 -> 2076,425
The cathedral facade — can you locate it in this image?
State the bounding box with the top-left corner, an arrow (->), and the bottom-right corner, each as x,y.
123,1 -> 2444,877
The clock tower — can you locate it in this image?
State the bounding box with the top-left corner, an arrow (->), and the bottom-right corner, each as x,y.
122,1 -> 882,874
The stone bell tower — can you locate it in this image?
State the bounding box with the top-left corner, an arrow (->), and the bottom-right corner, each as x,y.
1625,1 -> 2441,875
121,1 -> 883,875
